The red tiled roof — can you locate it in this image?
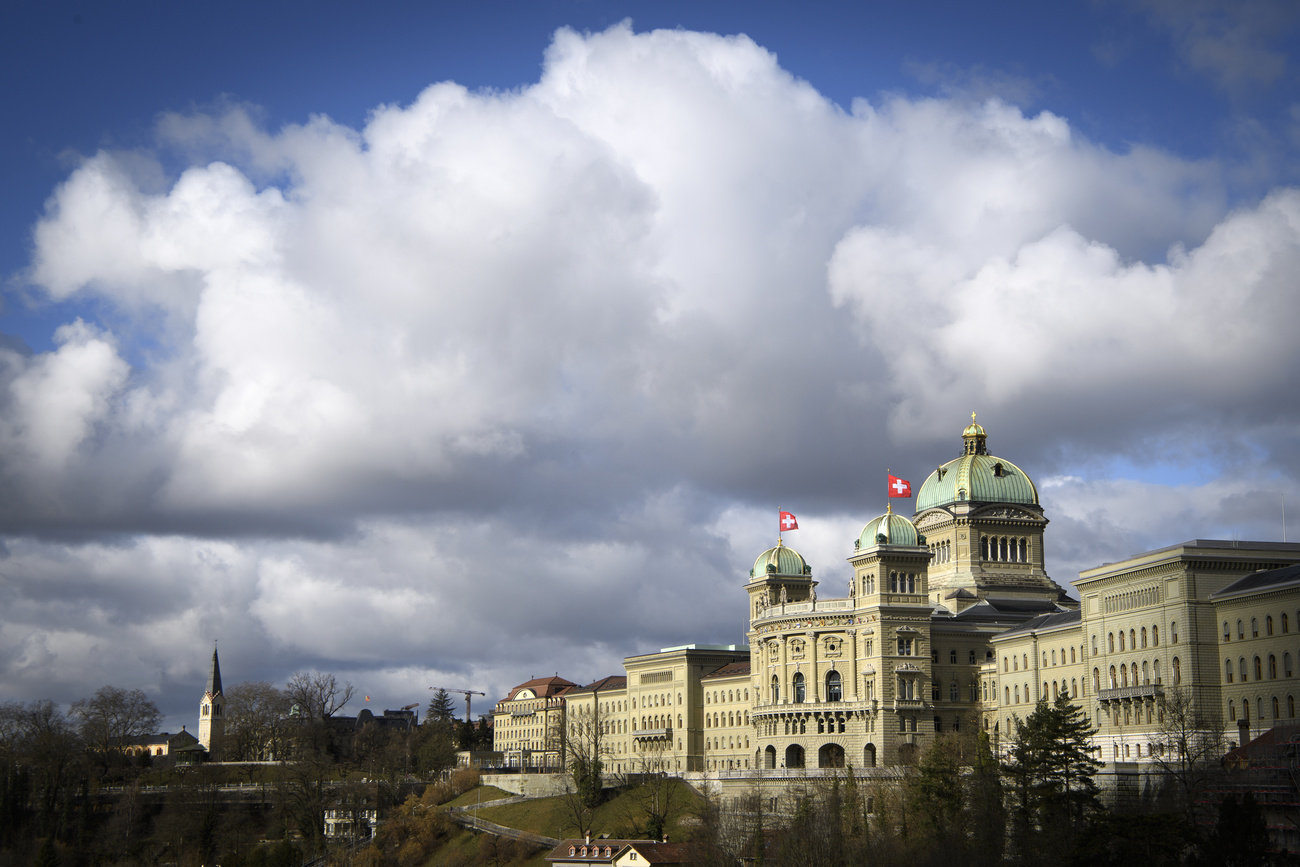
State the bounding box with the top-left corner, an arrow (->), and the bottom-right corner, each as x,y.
567,675 -> 628,694
506,675 -> 578,700
702,661 -> 750,679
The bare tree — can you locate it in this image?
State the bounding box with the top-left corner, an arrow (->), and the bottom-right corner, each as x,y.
286,671 -> 355,722
70,686 -> 162,757
1153,687 -> 1225,827
225,681 -> 292,761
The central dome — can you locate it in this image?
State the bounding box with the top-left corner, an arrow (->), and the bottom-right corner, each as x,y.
915,418 -> 1038,512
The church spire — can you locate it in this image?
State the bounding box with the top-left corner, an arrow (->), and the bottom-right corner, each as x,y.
206,645 -> 223,697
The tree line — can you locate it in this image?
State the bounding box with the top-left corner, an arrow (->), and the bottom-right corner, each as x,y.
0,681 -> 492,866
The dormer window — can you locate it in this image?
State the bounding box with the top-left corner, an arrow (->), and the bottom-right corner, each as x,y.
992,462 -> 1004,477
569,847 -> 576,856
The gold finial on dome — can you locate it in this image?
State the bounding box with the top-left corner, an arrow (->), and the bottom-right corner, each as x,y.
972,411 -> 977,423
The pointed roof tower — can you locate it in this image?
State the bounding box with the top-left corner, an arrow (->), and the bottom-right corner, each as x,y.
206,646 -> 223,697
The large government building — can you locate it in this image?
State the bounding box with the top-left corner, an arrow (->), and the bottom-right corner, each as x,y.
493,418 -> 1300,776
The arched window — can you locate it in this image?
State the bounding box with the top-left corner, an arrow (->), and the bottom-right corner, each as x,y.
1273,696 -> 1280,719
1142,660 -> 1150,684
771,675 -> 780,704
1241,658 -> 1248,682
1120,666 -> 1128,687
1141,627 -> 1148,648
1224,621 -> 1231,640
1092,635 -> 1098,655
1252,618 -> 1259,638
1286,653 -> 1293,678
950,649 -> 957,664
1270,655 -> 1278,679
1291,696 -> 1296,719
1285,614 -> 1291,634
1109,666 -> 1117,688
793,673 -> 805,704
1153,625 -> 1159,646
1005,686 -> 1010,704
864,744 -> 876,768
1238,620 -> 1245,639
1227,659 -> 1234,683
1109,633 -> 1115,652
1071,678 -> 1078,697
825,670 -> 842,702
1130,629 -> 1136,649
1173,657 -> 1181,685
1071,647 -> 1077,663
1154,658 -> 1162,684
1268,616 -> 1275,636
1256,657 -> 1263,681
1093,668 -> 1101,693
969,649 -> 976,664
950,681 -> 959,701
1229,700 -> 1236,721
1118,632 -> 1125,652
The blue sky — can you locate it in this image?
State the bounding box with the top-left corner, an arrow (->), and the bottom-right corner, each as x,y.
2,0 -> 1300,726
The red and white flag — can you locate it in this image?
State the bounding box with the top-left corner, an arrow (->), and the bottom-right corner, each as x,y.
888,475 -> 912,498
779,511 -> 799,531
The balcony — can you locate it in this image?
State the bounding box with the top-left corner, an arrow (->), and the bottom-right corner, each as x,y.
892,699 -> 926,711
1098,684 -> 1163,702
632,728 -> 672,740
752,699 -> 875,717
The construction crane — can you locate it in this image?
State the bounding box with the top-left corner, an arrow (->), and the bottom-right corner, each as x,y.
430,686 -> 486,721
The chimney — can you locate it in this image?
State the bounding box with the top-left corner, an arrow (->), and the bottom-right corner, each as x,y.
585,832 -> 590,846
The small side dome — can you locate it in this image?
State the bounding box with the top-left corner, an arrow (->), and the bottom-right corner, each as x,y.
857,509 -> 920,549
751,539 -> 810,578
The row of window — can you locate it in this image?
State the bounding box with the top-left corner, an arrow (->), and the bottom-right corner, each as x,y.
930,539 -> 952,564
981,535 -> 1028,562
1225,614 -> 1292,640
1225,653 -> 1294,682
1092,622 -> 1178,656
704,688 -> 749,704
1098,658 -> 1181,690
770,671 -> 844,703
1228,695 -> 1297,722
704,711 -> 751,728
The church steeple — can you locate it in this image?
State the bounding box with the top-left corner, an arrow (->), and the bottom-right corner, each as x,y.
198,644 -> 225,757
206,646 -> 223,697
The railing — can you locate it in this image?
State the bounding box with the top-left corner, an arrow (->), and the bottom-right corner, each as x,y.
450,813 -> 559,848
752,598 -> 854,621
1098,684 -> 1163,702
753,699 -> 874,715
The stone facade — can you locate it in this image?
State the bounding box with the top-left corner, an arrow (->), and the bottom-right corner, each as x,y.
493,420 -> 1300,775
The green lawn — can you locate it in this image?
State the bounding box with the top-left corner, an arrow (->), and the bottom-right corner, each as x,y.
441,784 -> 517,808
472,779 -> 703,843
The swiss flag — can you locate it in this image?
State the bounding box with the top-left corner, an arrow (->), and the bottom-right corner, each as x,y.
888,475 -> 912,498
779,511 -> 799,531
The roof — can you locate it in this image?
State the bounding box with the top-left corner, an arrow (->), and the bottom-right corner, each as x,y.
623,841 -> 705,864
545,839 -> 704,865
567,675 -> 628,695
915,421 -> 1038,512
994,608 -> 1082,640
206,647 -> 223,696
1213,562 -> 1300,599
950,597 -> 1064,624
507,675 -> 578,701
856,508 -> 920,550
750,539 -> 809,578
702,661 -> 751,680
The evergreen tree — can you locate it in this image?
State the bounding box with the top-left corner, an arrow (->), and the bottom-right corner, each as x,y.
1003,694 -> 1102,863
426,689 -> 457,725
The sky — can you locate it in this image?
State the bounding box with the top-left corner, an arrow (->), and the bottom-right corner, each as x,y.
3,0 -> 1300,731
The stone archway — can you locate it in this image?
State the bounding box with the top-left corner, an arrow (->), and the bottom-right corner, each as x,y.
764,745 -> 777,769
818,743 -> 845,768
785,744 -> 805,769
863,743 -> 876,768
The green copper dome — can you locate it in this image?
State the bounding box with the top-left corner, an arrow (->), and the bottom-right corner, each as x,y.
857,508 -> 920,549
915,417 -> 1038,511
751,540 -> 810,578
